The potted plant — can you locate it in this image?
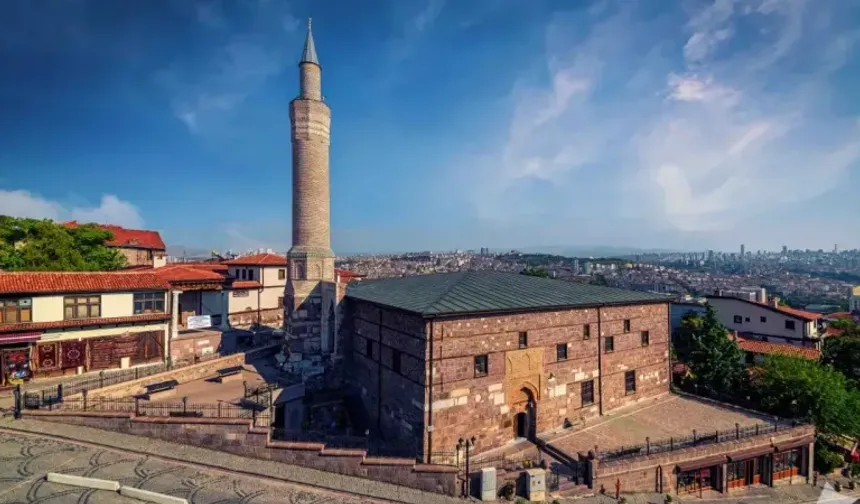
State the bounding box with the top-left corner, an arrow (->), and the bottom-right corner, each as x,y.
665,493 -> 674,503
501,482 -> 515,501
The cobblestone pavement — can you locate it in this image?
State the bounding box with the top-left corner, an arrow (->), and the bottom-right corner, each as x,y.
0,430 -> 386,504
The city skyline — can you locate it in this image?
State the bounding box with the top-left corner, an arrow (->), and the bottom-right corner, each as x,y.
1,0 -> 859,253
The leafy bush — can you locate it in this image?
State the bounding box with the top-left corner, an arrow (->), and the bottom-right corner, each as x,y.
815,445 -> 845,474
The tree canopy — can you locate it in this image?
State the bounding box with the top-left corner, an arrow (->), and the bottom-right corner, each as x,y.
754,354 -> 860,440
521,266 -> 550,278
822,319 -> 860,388
0,216 -> 127,271
675,304 -> 746,396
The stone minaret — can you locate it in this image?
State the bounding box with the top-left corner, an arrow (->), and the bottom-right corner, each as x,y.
286,19 -> 337,355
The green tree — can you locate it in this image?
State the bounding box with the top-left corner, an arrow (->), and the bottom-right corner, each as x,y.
822,327 -> 860,387
521,266 -> 550,278
681,304 -> 746,396
0,216 -> 126,271
754,355 -> 860,440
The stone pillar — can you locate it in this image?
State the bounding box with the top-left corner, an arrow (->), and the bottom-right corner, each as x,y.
170,290 -> 182,341
219,290 -> 230,330
721,462 -> 728,493
806,441 -> 815,483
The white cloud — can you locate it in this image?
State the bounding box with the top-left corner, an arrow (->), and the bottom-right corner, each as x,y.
0,190 -> 144,228
413,0 -> 445,33
457,0 -> 860,247
158,1 -> 299,134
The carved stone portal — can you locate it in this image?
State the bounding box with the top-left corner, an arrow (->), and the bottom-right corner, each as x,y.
504,348 -> 544,407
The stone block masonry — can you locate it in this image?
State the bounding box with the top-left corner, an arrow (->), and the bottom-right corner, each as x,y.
24,410 -> 458,496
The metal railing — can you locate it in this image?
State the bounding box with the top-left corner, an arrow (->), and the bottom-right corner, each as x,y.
596,420 -> 799,463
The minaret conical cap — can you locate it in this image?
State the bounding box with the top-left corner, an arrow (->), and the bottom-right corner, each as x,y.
300,18 -> 319,66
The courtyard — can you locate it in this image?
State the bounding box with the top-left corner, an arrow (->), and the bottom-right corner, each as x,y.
546,393 -> 779,456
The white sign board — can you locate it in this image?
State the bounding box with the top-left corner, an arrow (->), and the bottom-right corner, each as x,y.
187,315 -> 212,330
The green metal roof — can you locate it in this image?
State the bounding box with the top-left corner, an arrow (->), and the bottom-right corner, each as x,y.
346,271 -> 668,317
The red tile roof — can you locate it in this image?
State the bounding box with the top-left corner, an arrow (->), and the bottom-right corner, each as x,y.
0,313 -> 170,335
153,265 -> 226,283
336,268 -> 364,280
230,280 -> 262,289
736,335 -> 820,361
64,221 -> 166,251
826,312 -> 854,320
0,272 -> 169,295
222,253 -> 288,266
772,304 -> 822,321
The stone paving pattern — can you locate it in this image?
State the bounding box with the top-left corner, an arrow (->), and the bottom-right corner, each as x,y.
548,394 -> 774,455
0,417 -> 461,504
0,430 -> 384,503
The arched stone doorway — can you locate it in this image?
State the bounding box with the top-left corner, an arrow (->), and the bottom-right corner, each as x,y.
512,386 -> 537,440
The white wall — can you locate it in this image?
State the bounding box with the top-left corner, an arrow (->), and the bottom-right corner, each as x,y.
707,297 -> 816,342
30,291 -> 167,322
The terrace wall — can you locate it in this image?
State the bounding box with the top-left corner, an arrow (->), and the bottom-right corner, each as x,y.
84,344 -> 279,398
22,411 -> 457,496
592,424 -> 814,494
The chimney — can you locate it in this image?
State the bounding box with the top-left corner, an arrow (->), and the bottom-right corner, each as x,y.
759,287 -> 767,304
771,296 -> 780,308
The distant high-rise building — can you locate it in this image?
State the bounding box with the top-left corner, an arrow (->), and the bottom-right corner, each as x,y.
573,259 -> 580,274
740,244 -> 745,258
834,244 -> 839,254
782,245 -> 788,255
707,250 -> 714,263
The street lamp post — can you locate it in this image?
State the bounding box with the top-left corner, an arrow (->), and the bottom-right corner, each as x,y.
457,437 -> 477,498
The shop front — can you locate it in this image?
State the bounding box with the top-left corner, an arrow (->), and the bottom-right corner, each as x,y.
0,332 -> 39,387
773,437 -> 813,484
726,446 -> 776,490
676,455 -> 726,496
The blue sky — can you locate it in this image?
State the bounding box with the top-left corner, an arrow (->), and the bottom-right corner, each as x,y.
1,0 -> 859,254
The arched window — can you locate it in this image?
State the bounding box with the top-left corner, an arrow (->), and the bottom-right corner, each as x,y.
294,262 -> 305,279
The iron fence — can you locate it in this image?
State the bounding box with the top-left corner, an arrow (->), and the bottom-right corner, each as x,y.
596,420 -> 799,463
55,396 -> 272,426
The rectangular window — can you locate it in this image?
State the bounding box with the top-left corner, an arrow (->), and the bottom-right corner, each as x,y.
604,336 -> 614,353
240,269 -> 246,280
625,370 -> 636,394
641,330 -> 650,346
133,292 -> 164,314
581,380 -> 595,406
278,269 -> 286,280
583,324 -> 591,339
745,317 -> 750,322
518,331 -> 528,349
0,298 -> 32,324
556,344 -> 568,361
760,316 -> 767,323
63,296 -> 101,320
248,269 -> 254,281
474,355 -> 488,377
392,350 -> 402,374
366,338 -> 373,357
623,319 -> 631,332
733,315 -> 743,324
277,296 -> 284,309
785,320 -> 796,330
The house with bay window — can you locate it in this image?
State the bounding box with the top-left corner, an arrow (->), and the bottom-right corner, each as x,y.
0,271 -> 170,386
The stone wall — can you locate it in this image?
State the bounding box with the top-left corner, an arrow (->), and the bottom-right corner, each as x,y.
593,424 -> 815,495
425,303 -> 670,457
85,345 -> 279,398
229,307 -> 283,328
24,411 -> 457,496
169,331 -> 222,365
349,300 -> 427,456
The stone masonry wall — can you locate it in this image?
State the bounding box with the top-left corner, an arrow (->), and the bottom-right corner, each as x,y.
594,424 -> 814,495
84,345 -> 279,398
349,300 -> 427,456
425,303 -> 670,457
229,307 -> 283,328
599,304 -> 670,413
24,411 -> 458,496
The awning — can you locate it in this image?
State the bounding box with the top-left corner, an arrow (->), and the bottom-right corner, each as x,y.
774,436 -> 814,452
727,445 -> 774,461
677,455 -> 727,472
0,332 -> 41,345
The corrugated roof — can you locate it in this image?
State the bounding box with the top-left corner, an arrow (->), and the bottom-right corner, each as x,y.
346,271 -> 668,317
0,272 -> 169,295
